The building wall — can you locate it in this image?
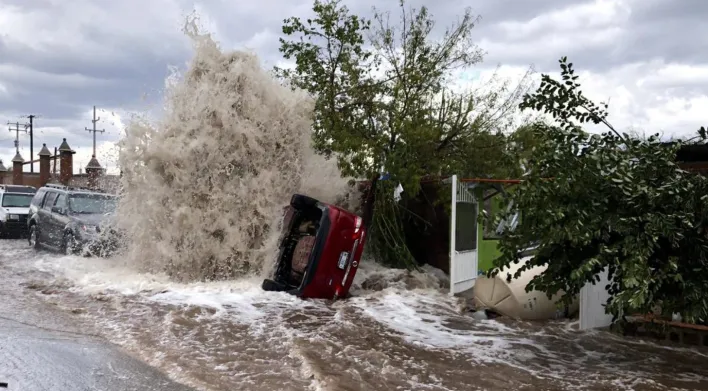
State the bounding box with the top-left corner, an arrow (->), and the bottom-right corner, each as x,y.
1,170 -> 43,188
0,170 -> 120,194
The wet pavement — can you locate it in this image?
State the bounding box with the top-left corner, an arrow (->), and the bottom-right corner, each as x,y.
0,242 -> 192,391
0,316 -> 193,391
0,239 -> 707,390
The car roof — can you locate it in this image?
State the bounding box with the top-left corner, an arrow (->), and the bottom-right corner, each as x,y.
39,184 -> 116,197
0,185 -> 36,194
68,190 -> 117,197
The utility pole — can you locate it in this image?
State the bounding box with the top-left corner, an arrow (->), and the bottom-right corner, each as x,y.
85,106 -> 104,158
7,121 -> 27,154
20,115 -> 35,172
27,115 -> 34,172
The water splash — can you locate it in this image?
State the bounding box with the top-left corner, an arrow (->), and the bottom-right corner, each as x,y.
116,16 -> 354,282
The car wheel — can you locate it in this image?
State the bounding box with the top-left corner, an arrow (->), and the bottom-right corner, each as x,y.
290,194 -> 318,209
262,279 -> 288,292
28,225 -> 40,250
63,232 -> 77,256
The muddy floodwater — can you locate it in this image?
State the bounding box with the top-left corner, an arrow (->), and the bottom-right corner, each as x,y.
0,240 -> 706,390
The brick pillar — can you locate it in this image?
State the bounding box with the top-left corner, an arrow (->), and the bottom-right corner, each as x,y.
58,138 -> 75,186
0,160 -> 6,185
85,155 -> 102,189
38,143 -> 52,187
12,152 -> 24,185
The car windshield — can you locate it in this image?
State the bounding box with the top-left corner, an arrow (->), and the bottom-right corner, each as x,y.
2,193 -> 34,208
68,194 -> 117,214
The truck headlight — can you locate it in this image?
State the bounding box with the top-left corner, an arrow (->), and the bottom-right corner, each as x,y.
8,214 -> 19,220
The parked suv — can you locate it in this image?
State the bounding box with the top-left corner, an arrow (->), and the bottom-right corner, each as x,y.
262,194 -> 367,300
0,185 -> 37,237
27,184 -> 120,256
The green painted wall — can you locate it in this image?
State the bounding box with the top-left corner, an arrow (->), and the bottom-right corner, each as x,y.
477,191 -> 502,273
478,232 -> 501,273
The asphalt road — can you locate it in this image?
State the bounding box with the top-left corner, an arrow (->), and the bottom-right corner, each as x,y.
0,315 -> 194,391
0,238 -> 195,391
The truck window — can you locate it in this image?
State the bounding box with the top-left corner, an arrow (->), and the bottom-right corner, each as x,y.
42,192 -> 58,210
1,193 -> 34,208
55,194 -> 67,208
31,189 -> 46,207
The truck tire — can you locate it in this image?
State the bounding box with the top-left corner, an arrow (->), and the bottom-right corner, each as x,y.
28,224 -> 40,250
261,279 -> 287,292
63,232 -> 79,256
290,194 -> 319,210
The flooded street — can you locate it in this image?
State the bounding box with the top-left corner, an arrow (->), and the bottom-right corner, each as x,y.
0,240 -> 704,390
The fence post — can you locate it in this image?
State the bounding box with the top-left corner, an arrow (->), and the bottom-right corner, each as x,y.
12,152 -> 24,185
449,174 -> 457,296
38,144 -> 51,187
58,138 -> 75,186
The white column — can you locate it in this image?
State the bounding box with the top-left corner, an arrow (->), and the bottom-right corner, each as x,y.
449,175 -> 457,296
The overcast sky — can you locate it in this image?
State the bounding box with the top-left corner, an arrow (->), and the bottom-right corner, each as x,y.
0,0 -> 706,174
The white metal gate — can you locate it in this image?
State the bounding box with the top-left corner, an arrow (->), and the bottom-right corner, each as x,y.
449,174 -> 479,295
579,268 -> 613,330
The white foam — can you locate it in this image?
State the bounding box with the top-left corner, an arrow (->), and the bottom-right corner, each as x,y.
34,253 -> 173,295
34,252 -> 323,320
346,288 -> 542,363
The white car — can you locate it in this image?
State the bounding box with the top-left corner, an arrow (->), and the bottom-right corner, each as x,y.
0,185 -> 37,238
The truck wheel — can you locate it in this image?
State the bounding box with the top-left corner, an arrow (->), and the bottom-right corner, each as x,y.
262,279 -> 287,292
28,225 -> 40,250
290,194 -> 318,209
63,232 -> 77,255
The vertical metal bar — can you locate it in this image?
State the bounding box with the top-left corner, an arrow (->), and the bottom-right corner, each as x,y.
449,174 -> 457,296
28,115 -> 34,173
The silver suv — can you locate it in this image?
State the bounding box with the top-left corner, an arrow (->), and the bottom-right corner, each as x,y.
27,184 -> 120,256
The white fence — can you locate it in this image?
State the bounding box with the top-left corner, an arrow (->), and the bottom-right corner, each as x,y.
449,175 -> 479,295
579,268 -> 614,330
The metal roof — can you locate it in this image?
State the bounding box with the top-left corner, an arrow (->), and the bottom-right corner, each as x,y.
38,143 -> 52,156
58,138 -> 75,153
86,155 -> 102,169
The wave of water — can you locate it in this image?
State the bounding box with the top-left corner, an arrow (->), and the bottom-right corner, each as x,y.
115,15 -> 354,282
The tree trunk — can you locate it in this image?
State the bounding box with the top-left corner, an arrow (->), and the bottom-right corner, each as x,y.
361,174 -> 379,229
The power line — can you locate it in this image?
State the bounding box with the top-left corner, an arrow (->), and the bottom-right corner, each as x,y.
84,106 -> 105,158
7,121 -> 27,154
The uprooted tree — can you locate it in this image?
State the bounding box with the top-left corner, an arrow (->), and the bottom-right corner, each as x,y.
492,56 -> 708,324
277,0 -> 533,268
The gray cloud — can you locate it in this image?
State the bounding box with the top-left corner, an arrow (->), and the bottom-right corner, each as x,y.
481,0 -> 708,73
0,0 -> 705,169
